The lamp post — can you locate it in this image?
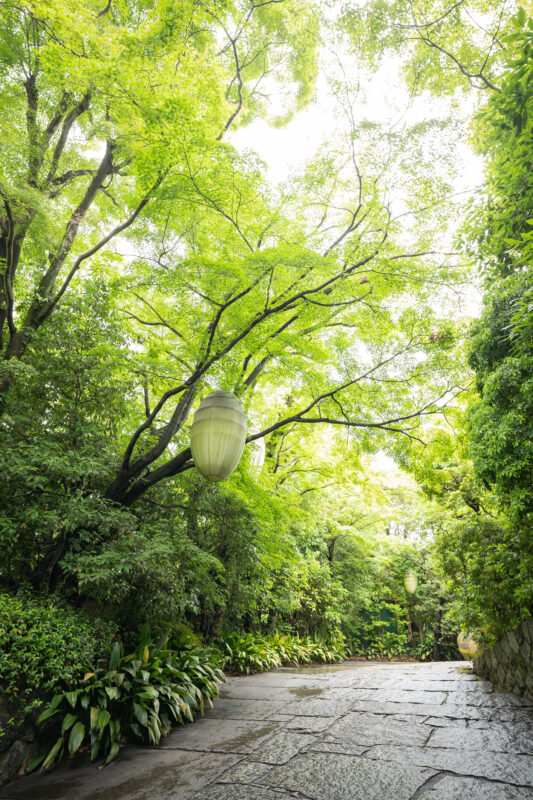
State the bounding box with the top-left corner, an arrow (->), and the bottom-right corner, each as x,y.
190,390 -> 247,482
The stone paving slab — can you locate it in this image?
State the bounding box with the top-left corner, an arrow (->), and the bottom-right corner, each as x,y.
218,685 -> 310,701
419,775 -> 533,799
428,723 -> 533,754
394,680 -> 492,692
203,698 -> 286,720
252,751 -> 437,800
196,786 -> 294,800
0,749 -> 240,800
345,688 -> 449,704
284,715 -> 333,732
159,718 -> 278,753
363,744 -> 533,787
350,699 -> 493,719
2,660 -> 533,800
248,730 -> 317,763
325,711 -> 431,748
491,708 -> 533,724
447,691 -> 533,708
306,741 -> 369,755
226,673 -> 325,688
422,715 -> 469,727
276,696 -> 356,716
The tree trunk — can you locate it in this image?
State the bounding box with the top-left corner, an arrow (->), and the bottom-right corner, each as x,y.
433,607 -> 443,661
406,611 -> 413,647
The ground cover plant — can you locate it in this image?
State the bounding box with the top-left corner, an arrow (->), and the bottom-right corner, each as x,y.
31,627 -> 225,770
216,632 -> 349,674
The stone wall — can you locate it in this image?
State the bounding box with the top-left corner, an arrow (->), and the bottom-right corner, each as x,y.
0,698 -> 55,787
474,618 -> 533,700
0,699 -> 37,786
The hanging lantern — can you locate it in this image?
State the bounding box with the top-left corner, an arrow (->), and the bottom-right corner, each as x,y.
457,631 -> 478,658
247,430 -> 266,471
190,390 -> 247,482
404,568 -> 418,594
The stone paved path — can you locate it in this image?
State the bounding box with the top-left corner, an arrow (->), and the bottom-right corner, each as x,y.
2,661 -> 533,800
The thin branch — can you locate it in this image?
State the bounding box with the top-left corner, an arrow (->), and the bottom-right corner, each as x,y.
44,174 -> 164,318
417,34 -> 500,92
394,0 -> 466,29
129,292 -> 185,340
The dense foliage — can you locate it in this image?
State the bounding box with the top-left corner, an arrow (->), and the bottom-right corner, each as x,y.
0,593 -> 116,720
217,632 -> 349,674
444,16 -> 533,642
389,12 -> 533,646
32,627 -> 225,770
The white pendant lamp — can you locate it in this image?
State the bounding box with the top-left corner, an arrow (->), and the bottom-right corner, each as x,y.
404,568 -> 418,594
190,390 -> 247,482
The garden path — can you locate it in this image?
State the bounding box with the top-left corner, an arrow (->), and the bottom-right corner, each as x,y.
2,660 -> 533,799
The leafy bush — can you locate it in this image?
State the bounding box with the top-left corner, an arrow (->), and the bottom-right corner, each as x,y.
411,631 -> 460,662
33,626 -> 225,771
216,633 -> 282,674
0,592 -> 116,720
302,635 -> 349,663
216,632 -> 348,674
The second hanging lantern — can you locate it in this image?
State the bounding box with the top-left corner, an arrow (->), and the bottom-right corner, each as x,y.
404,568 -> 418,594
190,390 -> 247,482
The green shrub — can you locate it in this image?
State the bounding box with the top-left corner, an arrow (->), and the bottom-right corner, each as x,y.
301,635 -> 349,663
216,632 -> 282,674
216,631 -> 349,674
0,592 -> 116,719
411,631 -> 460,661
33,626 -> 225,771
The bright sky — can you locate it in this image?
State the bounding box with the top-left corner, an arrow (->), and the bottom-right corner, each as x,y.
231,48 -> 484,191
231,38 -> 485,331
230,39 -> 486,479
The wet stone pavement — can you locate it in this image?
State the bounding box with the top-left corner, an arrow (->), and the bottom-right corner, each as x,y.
2,660 -> 533,800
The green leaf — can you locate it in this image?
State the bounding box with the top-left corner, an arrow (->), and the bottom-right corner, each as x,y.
61,713 -> 78,735
138,623 -> 151,647
97,709 -> 111,728
26,753 -> 45,773
104,741 -> 120,766
133,703 -> 148,726
137,686 -> 158,699
109,642 -> 122,671
109,719 -> 120,743
91,740 -> 101,762
68,722 -> 85,755
37,706 -> 60,724
42,737 -> 64,771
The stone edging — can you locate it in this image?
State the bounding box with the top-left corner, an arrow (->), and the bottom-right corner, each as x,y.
474,617 -> 533,700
